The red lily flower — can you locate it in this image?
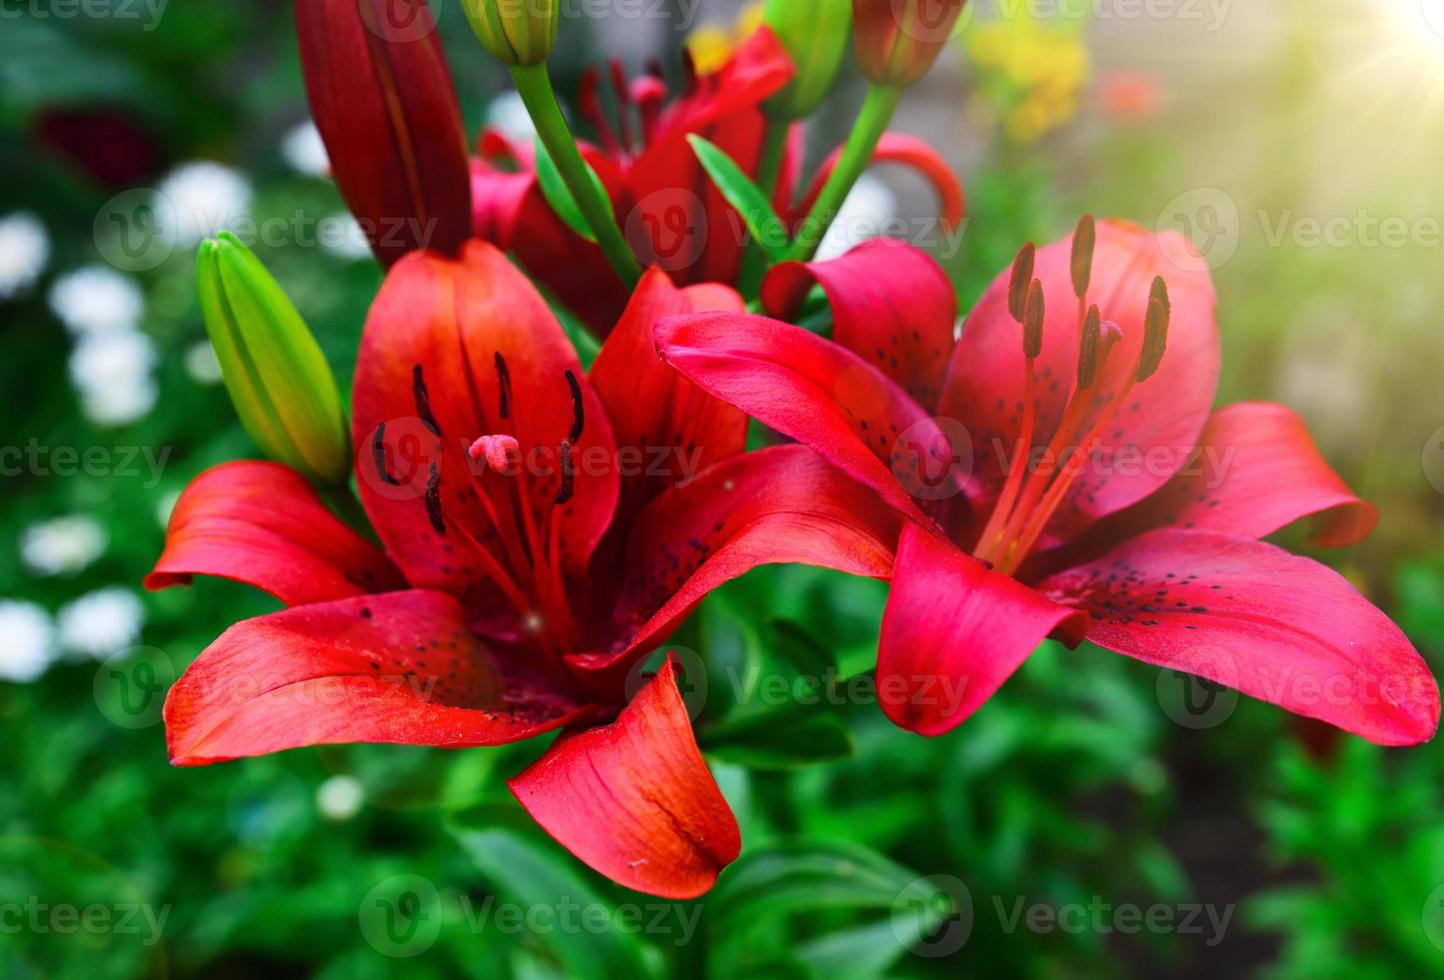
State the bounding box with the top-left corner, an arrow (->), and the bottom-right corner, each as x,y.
654,224 -> 1440,745
148,242 -> 900,897
296,0 -> 472,267
471,27 -> 965,334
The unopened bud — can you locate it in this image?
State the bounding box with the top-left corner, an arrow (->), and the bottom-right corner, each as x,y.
852,0 -> 968,88
462,0 -> 559,66
196,233 -> 350,486
764,0 -> 852,120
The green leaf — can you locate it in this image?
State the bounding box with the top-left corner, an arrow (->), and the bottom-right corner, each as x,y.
687,135 -> 791,262
449,826 -> 656,980
700,709 -> 854,770
533,136 -> 606,244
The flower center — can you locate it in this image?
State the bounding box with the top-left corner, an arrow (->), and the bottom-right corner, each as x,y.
972,222 -> 1172,577
412,356 -> 589,658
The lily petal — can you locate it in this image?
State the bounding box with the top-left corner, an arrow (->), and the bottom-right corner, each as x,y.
509,659 -> 741,899
1051,402 -> 1378,568
165,590 -> 591,766
938,219 -> 1219,548
879,523 -> 1088,736
794,133 -> 966,231
655,311 -> 947,520
574,445 -> 902,680
591,268 -> 747,523
146,461 -> 404,606
1038,529 -> 1439,746
761,239 -> 957,407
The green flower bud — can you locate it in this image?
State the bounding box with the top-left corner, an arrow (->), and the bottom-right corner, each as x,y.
461,0 -> 559,67
764,0 -> 853,120
196,233 -> 350,486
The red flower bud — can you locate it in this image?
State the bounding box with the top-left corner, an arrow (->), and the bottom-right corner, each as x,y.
852,0 -> 968,88
296,0 -> 473,268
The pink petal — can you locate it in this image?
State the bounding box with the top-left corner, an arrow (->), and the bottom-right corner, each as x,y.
1038,529 -> 1439,746
879,523 -> 1087,736
761,239 -> 957,407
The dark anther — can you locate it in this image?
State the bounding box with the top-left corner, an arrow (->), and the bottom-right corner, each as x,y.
494,352 -> 513,420
564,370 -> 585,442
372,423 -> 400,486
424,462 -> 446,534
554,440 -> 575,505
1007,242 -> 1036,324
412,364 -> 441,436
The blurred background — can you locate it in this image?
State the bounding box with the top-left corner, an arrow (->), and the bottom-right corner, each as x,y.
3,0 -> 1444,975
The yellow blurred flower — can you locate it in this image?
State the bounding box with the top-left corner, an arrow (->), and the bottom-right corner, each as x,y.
964,9 -> 1090,143
686,1 -> 766,75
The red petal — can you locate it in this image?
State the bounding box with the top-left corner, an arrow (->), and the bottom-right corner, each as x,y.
509,659 -> 740,899
591,269 -> 748,524
147,461 -> 404,605
296,0 -> 471,267
761,239 -> 957,407
352,243 -> 619,612
879,523 -> 1087,736
1053,402 -> 1377,566
794,133 -> 966,230
470,150 -> 533,247
578,445 -> 902,682
655,311 -> 949,520
1038,529 -> 1439,746
165,591 -> 590,766
938,219 -> 1219,548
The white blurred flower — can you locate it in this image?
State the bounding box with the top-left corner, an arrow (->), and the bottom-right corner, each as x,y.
487,91 -> 537,145
156,161 -> 253,244
814,174 -> 898,263
20,515 -> 106,577
321,213 -> 373,262
0,600 -> 57,683
282,121 -> 330,177
184,340 -> 224,385
69,329 -> 159,426
316,774 -> 365,821
57,588 -> 145,660
48,266 -> 144,336
0,211 -> 50,300
155,489 -> 182,530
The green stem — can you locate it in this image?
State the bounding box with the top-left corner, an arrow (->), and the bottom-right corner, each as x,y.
785,84 -> 902,263
736,119 -> 791,298
510,63 -> 641,287
322,483 -> 376,543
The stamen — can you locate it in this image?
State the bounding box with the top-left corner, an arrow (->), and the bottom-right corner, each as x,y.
578,68 -> 622,157
609,59 -> 634,152
1070,214 -> 1095,301
554,441 -> 575,505
1022,279 -> 1044,359
564,369 -> 585,442
494,351 -> 513,420
633,74 -> 667,143
423,462 -> 446,534
412,364 -> 440,435
1136,277 -> 1172,382
1077,304 -> 1102,389
1007,242 -> 1035,323
469,434 -> 520,475
371,423 -> 400,486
